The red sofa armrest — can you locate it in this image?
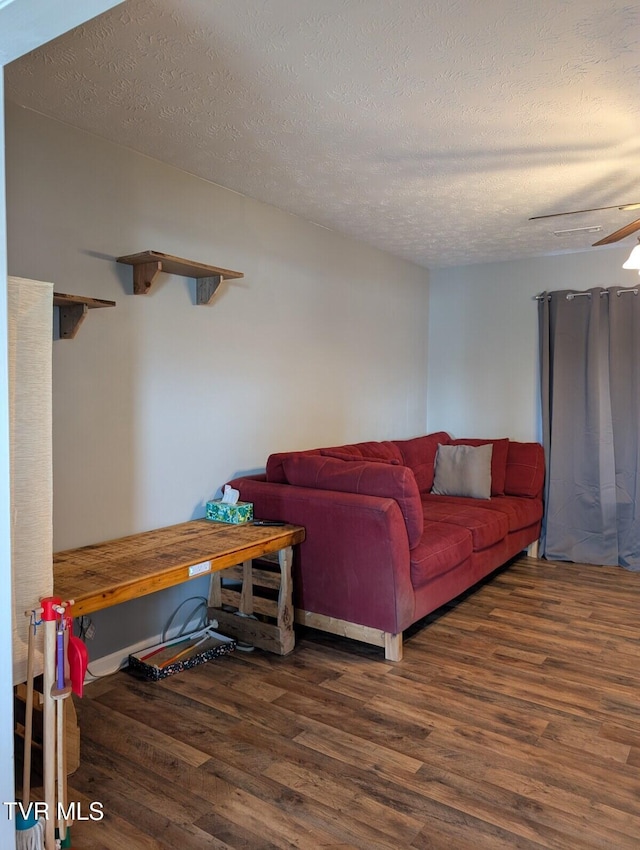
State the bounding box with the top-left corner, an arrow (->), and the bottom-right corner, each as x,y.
227,476 -> 416,635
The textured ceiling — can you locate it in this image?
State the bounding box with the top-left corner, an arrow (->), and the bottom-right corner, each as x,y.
6,0 -> 640,269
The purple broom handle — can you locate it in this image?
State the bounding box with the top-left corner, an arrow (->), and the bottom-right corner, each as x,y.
57,626 -> 65,690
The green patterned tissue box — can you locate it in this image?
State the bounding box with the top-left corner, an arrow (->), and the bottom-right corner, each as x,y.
206,499 -> 254,524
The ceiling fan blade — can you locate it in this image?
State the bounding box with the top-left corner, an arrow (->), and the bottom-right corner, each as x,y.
592,217 -> 640,246
530,203 -> 640,221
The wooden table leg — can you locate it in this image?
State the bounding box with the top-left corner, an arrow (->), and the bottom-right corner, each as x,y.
206,545 -> 296,655
239,559 -> 253,615
208,572 -> 222,608
277,546 -> 294,637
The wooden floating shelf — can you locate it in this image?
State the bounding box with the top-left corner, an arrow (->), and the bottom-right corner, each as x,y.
53,293 -> 116,340
116,250 -> 244,304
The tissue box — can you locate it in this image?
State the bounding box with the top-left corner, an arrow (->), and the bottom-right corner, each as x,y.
206,499 -> 254,524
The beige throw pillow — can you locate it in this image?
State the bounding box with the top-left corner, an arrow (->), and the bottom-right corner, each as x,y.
431,443 -> 493,500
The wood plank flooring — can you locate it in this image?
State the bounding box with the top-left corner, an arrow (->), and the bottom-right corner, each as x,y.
63,555 -> 640,849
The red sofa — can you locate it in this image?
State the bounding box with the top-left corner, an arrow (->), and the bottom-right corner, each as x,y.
228,432 -> 544,661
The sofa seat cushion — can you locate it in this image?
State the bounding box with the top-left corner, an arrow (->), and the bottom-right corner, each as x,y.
491,494 -> 543,531
421,497 -> 509,551
422,493 -> 542,534
410,520 -> 473,589
282,454 -> 424,548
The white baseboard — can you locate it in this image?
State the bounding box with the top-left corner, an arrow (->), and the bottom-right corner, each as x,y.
85,632 -> 166,681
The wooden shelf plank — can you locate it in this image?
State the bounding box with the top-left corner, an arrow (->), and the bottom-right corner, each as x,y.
116,251 -> 244,302
53,292 -> 116,339
53,293 -> 116,309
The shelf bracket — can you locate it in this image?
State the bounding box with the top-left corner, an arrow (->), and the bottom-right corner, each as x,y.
133,261 -> 163,295
53,293 -> 116,340
197,275 -> 223,305
59,303 -> 88,340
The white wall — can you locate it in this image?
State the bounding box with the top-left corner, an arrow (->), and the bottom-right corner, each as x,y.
426,248 -> 635,442
6,103 -> 430,662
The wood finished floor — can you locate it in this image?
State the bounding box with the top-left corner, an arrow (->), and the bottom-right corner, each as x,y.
64,555 -> 640,849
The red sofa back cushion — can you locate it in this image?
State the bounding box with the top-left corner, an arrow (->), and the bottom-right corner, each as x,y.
282,454 -> 424,548
266,440 -> 402,483
450,437 -> 509,496
393,432 -> 450,492
320,450 -> 400,464
504,442 -> 545,498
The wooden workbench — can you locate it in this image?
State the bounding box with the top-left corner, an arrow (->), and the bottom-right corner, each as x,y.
49,519 -> 304,785
53,519 -> 305,622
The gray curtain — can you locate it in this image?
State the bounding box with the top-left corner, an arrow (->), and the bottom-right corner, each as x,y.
539,286 -> 640,570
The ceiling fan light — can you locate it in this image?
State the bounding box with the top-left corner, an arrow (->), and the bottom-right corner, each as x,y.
622,243 -> 640,269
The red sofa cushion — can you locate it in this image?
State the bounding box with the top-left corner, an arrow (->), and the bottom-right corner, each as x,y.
393,432 -> 451,492
345,441 -> 404,462
503,442 -> 545,498
282,454 -> 423,548
410,520 -> 473,588
450,437 -> 509,496
422,492 -> 542,534
266,440 -> 402,483
492,494 -> 543,531
421,498 -> 509,551
320,449 -> 400,465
